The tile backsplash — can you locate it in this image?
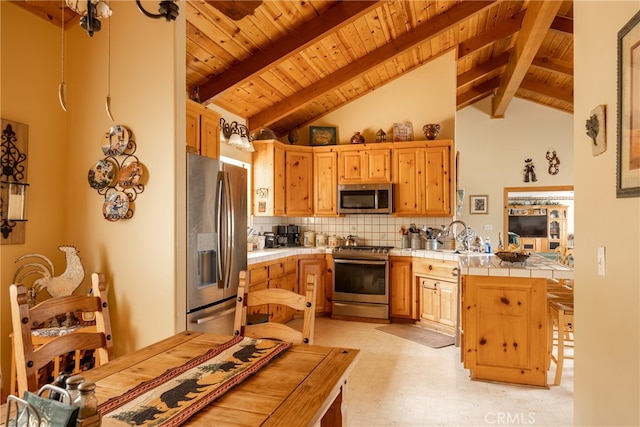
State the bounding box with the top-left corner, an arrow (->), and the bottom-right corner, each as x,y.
251,215 -> 453,248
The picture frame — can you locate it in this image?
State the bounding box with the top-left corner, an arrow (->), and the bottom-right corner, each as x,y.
309,126 -> 337,146
393,122 -> 414,141
616,10 -> 640,198
469,195 -> 488,214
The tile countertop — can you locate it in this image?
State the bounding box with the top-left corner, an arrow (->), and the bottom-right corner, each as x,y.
247,247 -> 574,280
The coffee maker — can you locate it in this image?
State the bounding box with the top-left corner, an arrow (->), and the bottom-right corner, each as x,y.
276,224 -> 301,247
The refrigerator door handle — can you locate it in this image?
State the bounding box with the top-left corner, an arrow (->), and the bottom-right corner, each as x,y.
191,307 -> 237,325
217,171 -> 234,290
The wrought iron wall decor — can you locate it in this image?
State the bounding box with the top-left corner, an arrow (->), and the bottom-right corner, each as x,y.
87,125 -> 145,221
1,119 -> 29,244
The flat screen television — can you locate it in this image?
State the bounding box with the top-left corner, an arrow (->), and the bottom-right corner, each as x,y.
508,215 -> 547,238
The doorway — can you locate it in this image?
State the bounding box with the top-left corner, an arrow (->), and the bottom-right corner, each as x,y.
503,185 -> 574,253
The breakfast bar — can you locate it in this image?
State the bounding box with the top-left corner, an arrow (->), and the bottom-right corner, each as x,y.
458,253 -> 573,387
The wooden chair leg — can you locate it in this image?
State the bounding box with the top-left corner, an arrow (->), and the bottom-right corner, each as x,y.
554,309 -> 565,386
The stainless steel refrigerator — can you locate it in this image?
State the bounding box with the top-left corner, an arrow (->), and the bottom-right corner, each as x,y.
186,152 -> 247,335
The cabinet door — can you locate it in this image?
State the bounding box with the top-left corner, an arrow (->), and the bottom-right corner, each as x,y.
274,145 -> 286,216
418,276 -> 439,322
423,146 -> 450,215
438,281 -> 457,327
365,149 -> 391,182
298,257 -> 326,313
338,150 -> 365,183
393,148 -> 422,215
200,109 -> 220,159
324,255 -> 333,313
314,151 -> 337,215
390,258 -> 413,318
186,101 -> 201,153
285,150 -> 313,215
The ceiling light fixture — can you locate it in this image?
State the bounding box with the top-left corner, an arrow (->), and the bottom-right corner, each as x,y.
136,0 -> 180,21
66,0 -> 112,36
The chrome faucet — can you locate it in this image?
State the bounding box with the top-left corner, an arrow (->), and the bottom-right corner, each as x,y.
445,220 -> 470,251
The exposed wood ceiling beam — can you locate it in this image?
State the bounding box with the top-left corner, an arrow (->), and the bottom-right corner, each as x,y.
457,51 -> 510,87
491,0 -> 563,118
457,76 -> 501,110
248,0 -> 497,132
550,15 -> 573,35
519,76 -> 573,104
531,56 -> 573,76
199,0 -> 380,103
457,12 -> 524,60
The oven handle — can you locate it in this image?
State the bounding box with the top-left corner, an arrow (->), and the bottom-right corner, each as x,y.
334,259 -> 387,266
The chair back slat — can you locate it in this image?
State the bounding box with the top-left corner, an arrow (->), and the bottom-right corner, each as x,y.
10,272 -> 113,395
234,271 -> 317,345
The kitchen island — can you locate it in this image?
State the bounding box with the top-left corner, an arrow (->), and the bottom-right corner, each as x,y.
458,253 -> 572,387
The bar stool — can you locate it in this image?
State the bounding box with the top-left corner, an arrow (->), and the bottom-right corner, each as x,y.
548,299 -> 574,386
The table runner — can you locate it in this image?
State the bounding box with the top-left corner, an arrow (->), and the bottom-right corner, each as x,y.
97,336 -> 291,426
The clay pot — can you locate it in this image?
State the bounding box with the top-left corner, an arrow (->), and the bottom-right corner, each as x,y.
422,124 -> 441,140
350,131 -> 365,144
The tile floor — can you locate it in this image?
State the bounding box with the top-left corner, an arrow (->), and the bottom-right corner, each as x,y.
306,317 -> 573,427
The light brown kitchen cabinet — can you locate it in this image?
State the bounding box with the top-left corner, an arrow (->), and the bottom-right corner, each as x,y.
298,255 -> 328,313
186,99 -> 220,159
461,275 -> 548,387
247,257 -> 297,323
414,258 -> 458,336
285,149 -> 314,216
337,145 -> 391,184
390,257 -> 414,319
253,140 -> 313,216
313,148 -> 338,216
393,141 -> 452,216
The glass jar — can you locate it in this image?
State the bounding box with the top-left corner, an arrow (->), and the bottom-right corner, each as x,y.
65,374 -> 85,403
74,381 -> 98,419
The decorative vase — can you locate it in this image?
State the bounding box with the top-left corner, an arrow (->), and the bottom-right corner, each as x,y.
287,129 -> 298,145
422,123 -> 441,140
350,131 -> 365,144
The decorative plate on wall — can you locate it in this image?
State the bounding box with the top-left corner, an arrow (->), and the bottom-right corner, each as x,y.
102,191 -> 129,222
117,160 -> 142,189
101,125 -> 130,156
88,158 -> 117,190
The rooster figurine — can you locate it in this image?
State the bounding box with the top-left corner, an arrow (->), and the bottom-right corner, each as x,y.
13,245 -> 85,297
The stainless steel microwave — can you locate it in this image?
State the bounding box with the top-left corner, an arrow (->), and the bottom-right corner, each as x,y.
338,183 -> 393,214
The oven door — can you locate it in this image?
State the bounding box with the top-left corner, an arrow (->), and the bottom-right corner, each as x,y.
333,258 -> 389,304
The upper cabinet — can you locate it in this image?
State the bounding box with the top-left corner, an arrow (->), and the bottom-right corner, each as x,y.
337,146 -> 391,184
393,141 -> 452,217
253,140 -> 313,217
313,147 -> 339,216
186,99 -> 220,159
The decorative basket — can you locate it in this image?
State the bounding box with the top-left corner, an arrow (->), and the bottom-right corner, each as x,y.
495,251 -> 530,263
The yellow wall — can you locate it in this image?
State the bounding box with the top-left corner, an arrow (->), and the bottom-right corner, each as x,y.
294,49 -> 457,145
0,1 -> 185,395
574,2 -> 640,424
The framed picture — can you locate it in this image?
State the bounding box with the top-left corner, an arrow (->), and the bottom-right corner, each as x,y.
393,122 -> 414,141
469,195 -> 488,214
309,126 -> 337,146
617,10 -> 640,198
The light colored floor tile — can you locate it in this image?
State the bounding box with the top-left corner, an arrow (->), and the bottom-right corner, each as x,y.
305,317 -> 573,427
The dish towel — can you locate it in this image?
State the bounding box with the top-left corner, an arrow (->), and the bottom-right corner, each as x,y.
98,336 -> 290,426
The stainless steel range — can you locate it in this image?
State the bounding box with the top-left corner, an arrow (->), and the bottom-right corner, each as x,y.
332,246 -> 393,320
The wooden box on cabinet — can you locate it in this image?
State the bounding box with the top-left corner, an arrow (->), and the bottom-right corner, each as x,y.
186,99 -> 220,159
393,141 -> 452,216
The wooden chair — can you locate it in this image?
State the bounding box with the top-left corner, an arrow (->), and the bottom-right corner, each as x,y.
10,273 -> 113,396
234,270 -> 317,344
547,299 -> 574,386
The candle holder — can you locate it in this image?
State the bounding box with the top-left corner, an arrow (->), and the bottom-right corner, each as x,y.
1,121 -> 30,241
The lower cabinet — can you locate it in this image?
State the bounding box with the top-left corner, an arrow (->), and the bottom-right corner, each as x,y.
417,276 -> 457,335
390,257 -> 414,319
247,256 -> 297,324
298,255 -> 328,313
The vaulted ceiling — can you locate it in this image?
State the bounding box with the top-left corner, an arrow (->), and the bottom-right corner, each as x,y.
14,0 -> 574,137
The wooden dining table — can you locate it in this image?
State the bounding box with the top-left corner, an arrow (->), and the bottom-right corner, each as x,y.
2,331 -> 360,426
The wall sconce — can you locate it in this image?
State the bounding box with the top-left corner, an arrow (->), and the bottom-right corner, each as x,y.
136,0 -> 180,21
220,118 -> 255,152
1,181 -> 29,239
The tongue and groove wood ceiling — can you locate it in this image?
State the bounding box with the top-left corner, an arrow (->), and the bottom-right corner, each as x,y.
16,0 -> 573,137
